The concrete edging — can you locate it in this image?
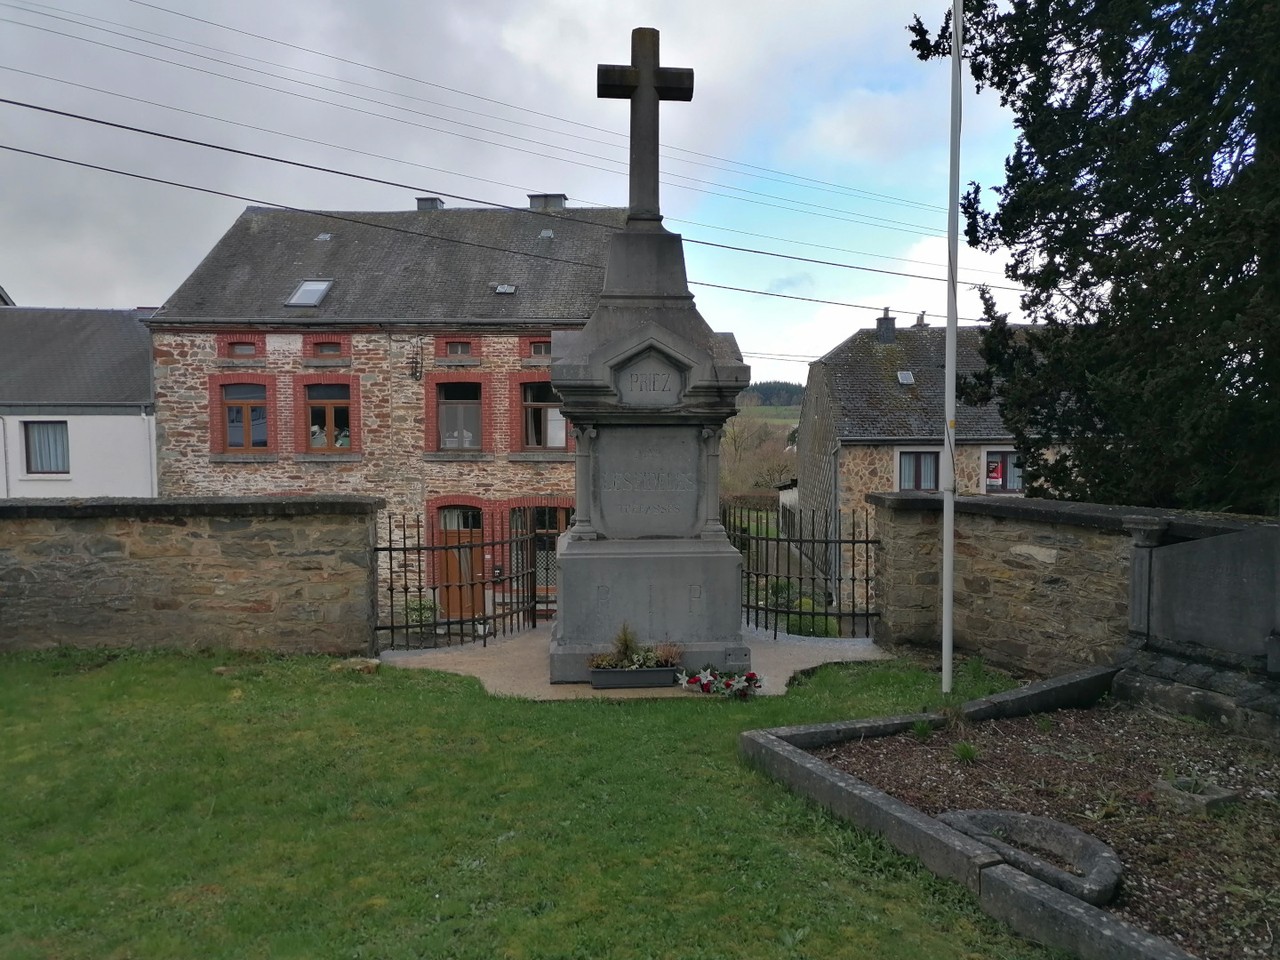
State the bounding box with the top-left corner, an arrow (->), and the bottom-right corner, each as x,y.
740,666 -> 1198,960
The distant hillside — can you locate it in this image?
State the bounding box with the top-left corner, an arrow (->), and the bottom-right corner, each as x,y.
738,380 -> 804,407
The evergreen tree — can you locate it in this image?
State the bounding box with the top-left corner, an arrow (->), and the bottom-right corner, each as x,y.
910,1 -> 1279,513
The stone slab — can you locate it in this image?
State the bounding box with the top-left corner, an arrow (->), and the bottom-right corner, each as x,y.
739,730 -> 1001,894
980,864 -> 1197,960
939,809 -> 1122,905
962,666 -> 1119,722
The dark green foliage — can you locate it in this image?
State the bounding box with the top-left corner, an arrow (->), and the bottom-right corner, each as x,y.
740,381 -> 804,407
909,1 -> 1280,514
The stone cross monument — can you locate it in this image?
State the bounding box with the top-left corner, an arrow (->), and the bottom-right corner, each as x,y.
549,27 -> 751,682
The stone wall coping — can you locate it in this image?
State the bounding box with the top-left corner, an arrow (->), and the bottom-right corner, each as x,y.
0,495 -> 386,520
866,491 -> 1272,540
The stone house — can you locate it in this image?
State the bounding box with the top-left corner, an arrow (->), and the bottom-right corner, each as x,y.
0,307 -> 157,498
148,194 -> 625,557
795,311 -> 1024,593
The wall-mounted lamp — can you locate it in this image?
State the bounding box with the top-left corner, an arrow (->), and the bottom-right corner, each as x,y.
407,338 -> 424,381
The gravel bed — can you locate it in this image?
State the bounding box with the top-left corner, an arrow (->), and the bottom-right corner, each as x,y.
814,700 -> 1280,960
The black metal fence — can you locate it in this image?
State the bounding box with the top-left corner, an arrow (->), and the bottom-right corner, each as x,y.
374,505 -> 565,650
722,502 -> 878,639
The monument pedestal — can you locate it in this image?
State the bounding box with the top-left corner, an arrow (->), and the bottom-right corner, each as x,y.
549,537 -> 749,683
549,27 -> 751,683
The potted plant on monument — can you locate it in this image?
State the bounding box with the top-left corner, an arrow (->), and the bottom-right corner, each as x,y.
587,624 -> 684,689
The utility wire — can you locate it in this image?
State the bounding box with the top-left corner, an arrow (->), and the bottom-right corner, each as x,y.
0,97 -> 1020,290
120,0 -> 946,213
3,61 -> 1008,281
0,142 -> 988,322
1,12 -> 945,236
15,0 -> 945,215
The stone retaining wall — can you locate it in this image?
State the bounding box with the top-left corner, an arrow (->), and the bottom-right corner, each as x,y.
0,496 -> 383,654
868,493 -> 1258,676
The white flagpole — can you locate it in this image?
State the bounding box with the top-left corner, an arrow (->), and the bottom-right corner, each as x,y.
942,0 -> 963,694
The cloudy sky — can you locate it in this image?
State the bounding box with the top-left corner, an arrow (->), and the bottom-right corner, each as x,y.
0,0 -> 1024,384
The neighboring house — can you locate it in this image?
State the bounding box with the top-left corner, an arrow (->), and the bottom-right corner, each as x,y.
148,193 -> 625,542
0,284 -> 14,306
0,307 -> 157,498
795,310 -> 1024,593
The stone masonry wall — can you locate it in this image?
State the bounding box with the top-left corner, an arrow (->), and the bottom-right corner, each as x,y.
152,330 -> 575,517
0,497 -> 381,654
870,493 -> 1135,676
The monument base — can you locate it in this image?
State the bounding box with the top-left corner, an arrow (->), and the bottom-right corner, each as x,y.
549,536 -> 749,683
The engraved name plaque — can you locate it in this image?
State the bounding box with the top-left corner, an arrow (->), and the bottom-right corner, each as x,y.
594,425 -> 700,538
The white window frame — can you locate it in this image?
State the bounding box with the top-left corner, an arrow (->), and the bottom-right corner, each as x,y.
894,446 -> 942,492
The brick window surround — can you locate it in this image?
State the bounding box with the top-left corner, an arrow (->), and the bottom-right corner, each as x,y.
508,372 -> 572,452
216,332 -> 267,359
518,335 -> 553,358
425,371 -> 493,453
208,372 -> 278,453
302,332 -> 352,359
434,335 -> 483,358
293,373 -> 362,453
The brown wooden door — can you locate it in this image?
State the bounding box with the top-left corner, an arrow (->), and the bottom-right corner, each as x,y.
439,508 -> 484,620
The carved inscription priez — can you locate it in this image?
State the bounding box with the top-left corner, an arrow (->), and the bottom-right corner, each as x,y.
615,351 -> 682,408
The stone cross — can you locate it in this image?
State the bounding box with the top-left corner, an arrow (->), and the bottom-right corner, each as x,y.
597,27 -> 693,222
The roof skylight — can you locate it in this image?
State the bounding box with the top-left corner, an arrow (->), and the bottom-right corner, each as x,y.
897,371 -> 915,385
495,284 -> 517,295
287,279 -> 333,306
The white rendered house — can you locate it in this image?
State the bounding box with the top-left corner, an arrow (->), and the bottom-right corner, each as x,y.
0,307 -> 157,498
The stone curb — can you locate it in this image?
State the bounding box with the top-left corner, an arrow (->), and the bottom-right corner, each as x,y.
739,666 -> 1198,960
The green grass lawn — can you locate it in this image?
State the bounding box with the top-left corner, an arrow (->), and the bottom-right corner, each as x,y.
1,651 -> 1063,960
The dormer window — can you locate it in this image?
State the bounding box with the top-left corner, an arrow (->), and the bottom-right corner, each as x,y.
287,279 -> 333,306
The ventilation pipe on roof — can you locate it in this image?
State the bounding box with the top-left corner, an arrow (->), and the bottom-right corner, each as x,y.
416,197 -> 444,211
875,307 -> 896,344
528,193 -> 567,211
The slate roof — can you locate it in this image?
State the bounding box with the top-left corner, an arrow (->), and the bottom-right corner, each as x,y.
816,323 -> 1013,444
157,205 -> 628,323
0,307 -> 154,405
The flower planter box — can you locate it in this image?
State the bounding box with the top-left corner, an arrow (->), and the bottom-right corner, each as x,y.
589,667 -> 678,689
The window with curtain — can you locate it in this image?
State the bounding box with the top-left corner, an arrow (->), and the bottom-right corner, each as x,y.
438,383 -> 481,449
985,450 -> 1024,493
23,421 -> 70,474
899,450 -> 940,492
522,381 -> 566,448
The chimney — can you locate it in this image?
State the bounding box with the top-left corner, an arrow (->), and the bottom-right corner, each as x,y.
416,197 -> 444,211
875,307 -> 896,344
915,311 -> 928,328
528,193 -> 567,211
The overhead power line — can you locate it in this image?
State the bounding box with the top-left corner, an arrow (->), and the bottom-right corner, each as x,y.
2,61 -> 1009,281
118,0 -> 946,213
0,142 -> 989,323
1,10 -> 945,236
0,97 -> 1020,292
16,0 -> 945,215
